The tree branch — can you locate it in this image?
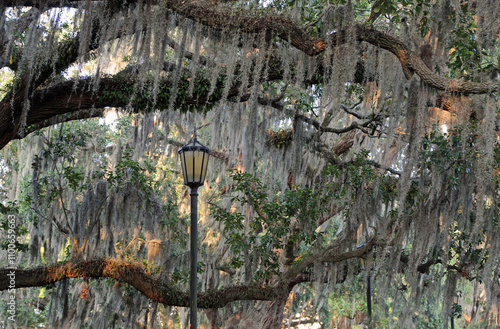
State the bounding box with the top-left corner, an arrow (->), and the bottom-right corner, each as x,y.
2,0 -> 500,152
20,108 -> 105,139
0,257 -> 288,308
162,0 -> 500,93
295,113 -> 381,134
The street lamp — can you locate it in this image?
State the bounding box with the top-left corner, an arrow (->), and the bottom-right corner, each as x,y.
178,129 -> 210,329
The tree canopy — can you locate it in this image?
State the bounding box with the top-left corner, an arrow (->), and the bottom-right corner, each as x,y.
1,0 -> 500,327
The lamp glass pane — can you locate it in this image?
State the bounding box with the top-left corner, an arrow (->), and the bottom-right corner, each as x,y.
200,151 -> 209,182
182,149 -> 207,184
180,151 -> 188,185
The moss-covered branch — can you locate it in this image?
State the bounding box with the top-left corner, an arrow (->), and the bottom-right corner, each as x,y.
163,0 -> 500,93
2,0 -> 499,152
0,257 -> 288,308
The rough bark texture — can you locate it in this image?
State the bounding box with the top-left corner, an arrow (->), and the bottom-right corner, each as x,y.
0,237 -> 378,305
0,258 -> 288,308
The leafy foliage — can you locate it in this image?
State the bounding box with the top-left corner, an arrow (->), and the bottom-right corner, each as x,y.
419,124 -> 479,189
212,169 -> 328,280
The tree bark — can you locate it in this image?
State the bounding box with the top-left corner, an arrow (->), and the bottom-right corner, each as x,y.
0,257 -> 291,308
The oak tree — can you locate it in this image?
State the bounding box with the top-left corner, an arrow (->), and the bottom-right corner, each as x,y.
1,0 -> 500,327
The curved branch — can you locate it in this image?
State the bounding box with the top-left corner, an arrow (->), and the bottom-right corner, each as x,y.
0,51 -> 284,149
0,237 -> 452,308
0,257 -> 288,308
2,0 -> 499,152
281,235 -> 378,284
295,113 -> 381,134
314,142 -> 401,175
21,108 -> 105,138
163,0 -> 500,94
354,26 -> 500,93
0,17 -> 102,148
0,237 -> 377,307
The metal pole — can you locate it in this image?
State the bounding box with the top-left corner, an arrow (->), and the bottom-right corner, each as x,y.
190,187 -> 198,328
367,270 -> 372,328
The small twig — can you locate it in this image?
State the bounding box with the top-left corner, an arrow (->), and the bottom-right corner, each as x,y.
341,100 -> 372,119
314,143 -> 401,176
305,11 -> 325,29
295,113 -> 381,134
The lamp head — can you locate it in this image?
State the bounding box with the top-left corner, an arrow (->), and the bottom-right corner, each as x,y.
178,131 -> 210,188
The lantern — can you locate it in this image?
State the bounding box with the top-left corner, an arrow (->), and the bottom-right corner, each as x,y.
178,134 -> 209,188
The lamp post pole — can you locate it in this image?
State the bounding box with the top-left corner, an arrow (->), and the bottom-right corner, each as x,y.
367,269 -> 372,328
358,245 -> 374,328
178,129 -> 209,329
189,186 -> 198,328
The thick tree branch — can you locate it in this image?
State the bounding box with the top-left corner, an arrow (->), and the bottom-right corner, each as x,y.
0,52 -> 284,149
0,16 -> 102,148
0,235 -> 456,309
0,238 -> 379,308
163,0 -> 500,93
6,0 -> 500,94
0,258 -> 288,308
20,108 -> 105,138
354,26 -> 500,93
1,0 -> 499,152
